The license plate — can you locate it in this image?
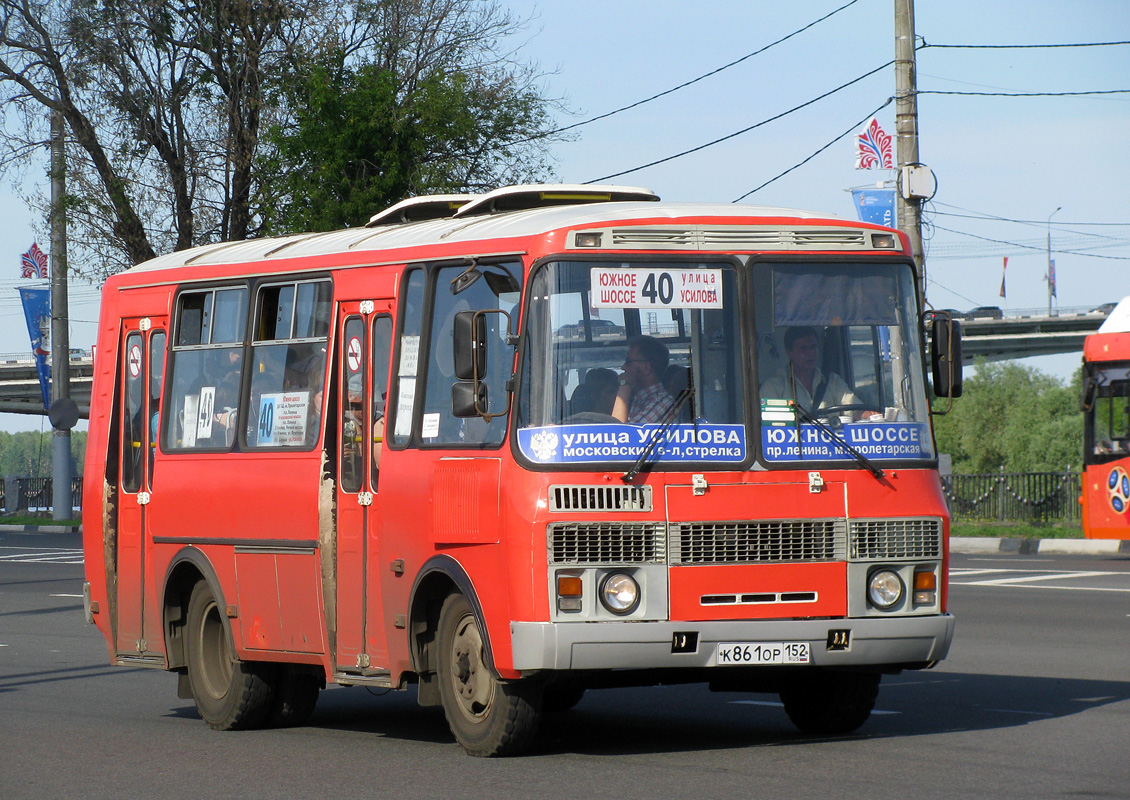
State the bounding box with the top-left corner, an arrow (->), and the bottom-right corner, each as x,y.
714,641 -> 810,665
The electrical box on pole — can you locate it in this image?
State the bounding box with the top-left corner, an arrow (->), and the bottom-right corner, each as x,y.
894,0 -> 929,300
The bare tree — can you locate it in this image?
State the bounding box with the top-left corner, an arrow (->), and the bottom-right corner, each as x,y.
0,0 -> 561,278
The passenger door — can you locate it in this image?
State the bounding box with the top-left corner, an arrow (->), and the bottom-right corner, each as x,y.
334,300 -> 395,674
115,317 -> 167,657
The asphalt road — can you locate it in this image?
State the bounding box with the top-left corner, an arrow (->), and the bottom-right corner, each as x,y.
2,531 -> 1128,799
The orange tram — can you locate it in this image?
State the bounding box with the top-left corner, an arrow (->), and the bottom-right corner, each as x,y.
1081,299 -> 1130,538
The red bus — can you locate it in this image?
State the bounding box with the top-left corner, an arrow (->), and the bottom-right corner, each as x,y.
83,185 -> 959,756
1081,298 -> 1130,538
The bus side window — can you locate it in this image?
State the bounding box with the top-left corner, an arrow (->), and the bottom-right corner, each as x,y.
246,279 -> 330,448
149,331 -> 166,479
166,286 -> 248,451
372,316 -> 392,478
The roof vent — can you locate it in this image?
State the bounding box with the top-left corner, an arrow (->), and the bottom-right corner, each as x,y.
366,194 -> 477,227
453,183 -> 659,218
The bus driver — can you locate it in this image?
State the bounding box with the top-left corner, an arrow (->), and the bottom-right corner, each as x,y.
760,326 -> 860,417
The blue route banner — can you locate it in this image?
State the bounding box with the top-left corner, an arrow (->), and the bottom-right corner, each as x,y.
518,422 -> 747,465
762,421 -> 930,462
18,287 -> 50,410
851,187 -> 896,228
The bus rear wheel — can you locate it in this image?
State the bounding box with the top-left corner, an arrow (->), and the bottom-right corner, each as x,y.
269,667 -> 321,727
436,593 -> 542,757
185,581 -> 275,730
779,669 -> 880,735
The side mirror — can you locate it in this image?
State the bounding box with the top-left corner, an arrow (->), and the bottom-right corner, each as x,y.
453,310 -> 486,381
930,313 -> 963,399
1081,377 -> 1096,412
452,381 -> 487,418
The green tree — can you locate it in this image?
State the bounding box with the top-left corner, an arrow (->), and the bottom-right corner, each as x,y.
260,62 -> 554,233
0,430 -> 86,478
933,361 -> 1082,473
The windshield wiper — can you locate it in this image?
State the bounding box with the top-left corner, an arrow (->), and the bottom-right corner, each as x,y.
791,402 -> 885,481
621,388 -> 694,483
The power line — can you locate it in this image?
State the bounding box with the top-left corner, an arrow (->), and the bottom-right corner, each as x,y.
920,40 -> 1130,50
920,88 -> 1130,98
586,60 -> 893,183
931,202 -> 1130,228
733,98 -> 893,202
511,0 -> 864,145
931,224 -> 1130,260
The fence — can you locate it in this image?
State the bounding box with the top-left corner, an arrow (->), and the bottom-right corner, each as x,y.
1,476 -> 83,514
941,470 -> 1081,524
1,472 -> 1084,524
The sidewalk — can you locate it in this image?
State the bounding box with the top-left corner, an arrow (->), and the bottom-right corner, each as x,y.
0,523 -> 81,534
951,536 -> 1130,556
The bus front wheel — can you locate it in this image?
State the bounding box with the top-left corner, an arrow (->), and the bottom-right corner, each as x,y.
779,670 -> 880,735
436,593 -> 542,756
185,581 -> 275,730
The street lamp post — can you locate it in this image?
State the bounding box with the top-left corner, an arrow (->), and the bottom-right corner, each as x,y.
1047,206 -> 1061,317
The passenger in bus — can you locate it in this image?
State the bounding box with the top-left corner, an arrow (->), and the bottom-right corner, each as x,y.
568,367 -> 619,417
663,364 -> 693,422
760,326 -> 861,418
211,349 -> 242,441
612,336 -> 675,424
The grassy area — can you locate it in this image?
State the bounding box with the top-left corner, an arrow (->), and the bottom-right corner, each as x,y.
951,521 -> 1083,539
0,514 -> 80,528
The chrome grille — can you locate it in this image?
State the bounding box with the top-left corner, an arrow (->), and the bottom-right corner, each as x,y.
791,229 -> 867,247
669,519 -> 846,564
850,518 -> 942,560
599,226 -> 872,251
548,522 -> 666,564
549,484 -> 653,512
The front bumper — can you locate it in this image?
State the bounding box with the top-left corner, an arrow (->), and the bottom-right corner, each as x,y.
511,613 -> 955,671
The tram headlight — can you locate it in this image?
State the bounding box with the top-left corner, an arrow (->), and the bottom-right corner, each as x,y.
867,569 -> 904,610
599,572 -> 640,615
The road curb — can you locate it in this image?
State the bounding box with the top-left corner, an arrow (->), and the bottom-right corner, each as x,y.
0,524 -> 81,534
951,537 -> 1130,556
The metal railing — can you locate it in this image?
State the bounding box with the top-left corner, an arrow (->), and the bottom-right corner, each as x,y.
0,472 -> 1085,524
1,476 -> 83,514
941,470 -> 1081,523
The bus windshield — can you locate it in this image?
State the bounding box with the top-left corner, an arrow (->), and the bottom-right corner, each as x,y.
752,260 -> 934,464
515,257 -> 933,469
1084,363 -> 1130,462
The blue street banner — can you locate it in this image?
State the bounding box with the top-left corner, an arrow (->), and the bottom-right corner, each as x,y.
518,422 -> 747,465
18,287 -> 51,409
851,187 -> 896,228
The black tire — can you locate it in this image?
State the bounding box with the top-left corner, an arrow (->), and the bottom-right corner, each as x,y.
185,581 -> 275,731
436,593 -> 542,757
269,667 -> 321,728
779,670 -> 881,735
541,676 -> 586,713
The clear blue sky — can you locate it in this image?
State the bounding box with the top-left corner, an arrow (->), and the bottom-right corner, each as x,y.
2,0 -> 1127,431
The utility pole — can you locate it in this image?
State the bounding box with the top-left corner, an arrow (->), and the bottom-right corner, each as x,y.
894,0 -> 928,300
49,109 -> 74,521
1047,206 -> 1061,317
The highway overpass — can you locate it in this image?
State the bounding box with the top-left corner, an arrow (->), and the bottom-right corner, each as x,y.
0,307 -> 1108,420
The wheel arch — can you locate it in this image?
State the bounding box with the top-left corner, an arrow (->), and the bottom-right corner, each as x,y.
162,546 -> 228,671
408,554 -> 494,679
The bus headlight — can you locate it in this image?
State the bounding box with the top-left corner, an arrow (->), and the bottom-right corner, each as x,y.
599,572 -> 640,615
868,569 -> 904,609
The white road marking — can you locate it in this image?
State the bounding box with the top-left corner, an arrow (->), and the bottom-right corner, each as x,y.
961,570 -> 1118,586
0,547 -> 84,565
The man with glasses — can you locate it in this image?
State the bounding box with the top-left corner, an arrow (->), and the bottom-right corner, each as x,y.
612,335 -> 675,424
